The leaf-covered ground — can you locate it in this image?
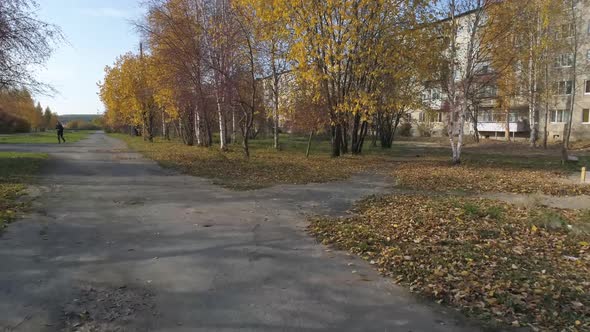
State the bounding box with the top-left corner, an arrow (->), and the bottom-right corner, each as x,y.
114,134 -> 381,190
309,194 -> 590,331
394,161 -> 590,196
0,152 -> 46,230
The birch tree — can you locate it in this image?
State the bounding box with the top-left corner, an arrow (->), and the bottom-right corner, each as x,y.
238,0 -> 290,150
440,0 -> 488,164
201,0 -> 240,151
138,0 -> 210,146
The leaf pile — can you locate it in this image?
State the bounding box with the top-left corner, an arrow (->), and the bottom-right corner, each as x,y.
309,195 -> 590,331
394,161 -> 590,196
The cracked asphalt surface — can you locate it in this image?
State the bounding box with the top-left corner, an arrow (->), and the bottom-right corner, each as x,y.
0,132 -> 481,331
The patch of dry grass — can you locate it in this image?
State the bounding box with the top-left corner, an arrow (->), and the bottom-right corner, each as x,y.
309,194 -> 590,331
0,152 -> 46,230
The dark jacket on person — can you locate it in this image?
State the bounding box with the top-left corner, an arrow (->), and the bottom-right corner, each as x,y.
56,123 -> 64,131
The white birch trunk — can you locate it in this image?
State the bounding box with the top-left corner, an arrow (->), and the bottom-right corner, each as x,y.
216,91 -> 226,150
194,108 -> 201,146
162,109 -> 166,138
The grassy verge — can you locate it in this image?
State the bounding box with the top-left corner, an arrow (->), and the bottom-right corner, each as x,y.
112,134 -> 385,190
309,194 -> 590,331
0,130 -> 93,144
394,160 -> 590,196
0,152 -> 47,230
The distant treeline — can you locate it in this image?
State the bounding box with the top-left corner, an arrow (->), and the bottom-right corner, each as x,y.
65,119 -> 103,130
59,114 -> 102,124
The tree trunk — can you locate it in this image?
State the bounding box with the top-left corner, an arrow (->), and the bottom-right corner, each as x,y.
528,46 -> 538,147
357,121 -> 368,154
216,92 -> 227,151
352,117 -> 369,155
563,0 -> 577,154
231,108 -> 236,144
273,76 -> 280,150
505,105 -> 511,142
162,109 -> 167,140
203,110 -> 212,147
371,123 -> 377,147
390,113 -> 401,147
471,106 -> 480,143
242,131 -> 250,159
542,61 -> 549,149
178,121 -> 186,144
306,130 -> 314,158
331,123 -> 342,157
543,104 -> 549,149
454,105 -> 466,164
185,108 -> 194,146
530,100 -> 538,147
195,108 -> 201,146
341,122 -> 349,154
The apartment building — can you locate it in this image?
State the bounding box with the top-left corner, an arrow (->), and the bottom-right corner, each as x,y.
411,2 -> 590,142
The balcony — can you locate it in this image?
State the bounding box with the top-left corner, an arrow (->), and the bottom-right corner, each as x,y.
477,121 -> 529,133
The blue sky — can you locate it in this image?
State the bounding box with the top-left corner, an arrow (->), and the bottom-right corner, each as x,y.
35,0 -> 144,115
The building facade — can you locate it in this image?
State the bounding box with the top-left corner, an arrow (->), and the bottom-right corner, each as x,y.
411,1 -> 590,142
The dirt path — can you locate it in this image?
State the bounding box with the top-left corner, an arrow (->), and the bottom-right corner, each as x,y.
0,132 -> 482,332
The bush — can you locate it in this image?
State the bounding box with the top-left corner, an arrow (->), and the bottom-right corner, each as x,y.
0,109 -> 31,133
397,122 -> 412,137
416,122 -> 434,137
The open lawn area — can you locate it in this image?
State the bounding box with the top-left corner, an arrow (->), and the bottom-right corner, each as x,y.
112,134 -> 387,190
0,152 -> 46,230
115,133 -> 590,194
0,130 -> 92,144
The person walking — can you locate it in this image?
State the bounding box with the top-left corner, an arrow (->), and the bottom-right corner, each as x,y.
56,121 -> 66,143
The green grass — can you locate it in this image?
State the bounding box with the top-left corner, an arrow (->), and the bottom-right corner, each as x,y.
0,130 -> 93,144
0,152 -> 47,230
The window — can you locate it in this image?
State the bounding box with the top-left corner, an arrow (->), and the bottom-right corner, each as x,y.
509,112 -> 519,123
555,54 -> 574,67
583,109 -> 589,123
550,110 -> 569,123
586,80 -> 590,94
480,85 -> 497,98
475,61 -> 492,74
422,88 -> 441,101
420,111 -> 443,123
561,23 -> 575,38
434,112 -> 443,122
432,89 -> 440,100
554,81 -> 573,95
478,110 -> 493,122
